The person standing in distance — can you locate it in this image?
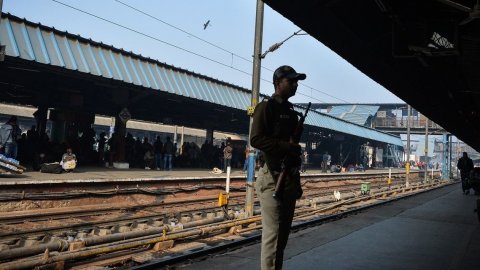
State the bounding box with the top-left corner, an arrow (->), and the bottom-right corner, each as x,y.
251,65 -> 306,270
457,152 -> 474,194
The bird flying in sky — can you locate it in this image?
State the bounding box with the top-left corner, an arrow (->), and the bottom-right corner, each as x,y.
203,20 -> 211,30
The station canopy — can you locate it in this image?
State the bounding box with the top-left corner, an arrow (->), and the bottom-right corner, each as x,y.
0,13 -> 402,147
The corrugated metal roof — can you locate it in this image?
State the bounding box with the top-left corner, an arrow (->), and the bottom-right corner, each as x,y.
295,105 -> 402,146
0,13 -> 402,147
328,105 -> 380,126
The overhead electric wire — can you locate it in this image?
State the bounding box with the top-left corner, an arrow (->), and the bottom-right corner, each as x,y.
51,0 -> 251,78
113,0 -> 352,103
114,0 -> 254,65
301,83 -> 350,103
51,0 -> 349,103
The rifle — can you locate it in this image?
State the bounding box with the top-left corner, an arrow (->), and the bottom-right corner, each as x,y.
273,102 -> 311,200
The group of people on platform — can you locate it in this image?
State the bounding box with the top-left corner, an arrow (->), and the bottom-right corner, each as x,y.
0,115 -> 255,173
116,134 -> 176,171
0,116 -> 77,173
0,115 -> 377,175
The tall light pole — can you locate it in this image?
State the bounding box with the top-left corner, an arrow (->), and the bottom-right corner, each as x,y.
406,105 -> 411,187
245,0 -> 264,218
424,118 -> 429,183
0,0 -> 5,63
449,135 -> 453,178
440,133 -> 452,180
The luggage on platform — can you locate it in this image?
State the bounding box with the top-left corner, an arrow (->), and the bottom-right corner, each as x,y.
40,163 -> 63,174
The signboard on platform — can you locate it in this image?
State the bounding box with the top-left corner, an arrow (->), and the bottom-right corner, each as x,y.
434,141 -> 444,152
377,111 -> 386,118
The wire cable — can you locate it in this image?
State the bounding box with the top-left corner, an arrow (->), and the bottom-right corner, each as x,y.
114,0 -> 253,65
113,0 -> 352,103
51,0 -> 252,77
51,0 -> 349,103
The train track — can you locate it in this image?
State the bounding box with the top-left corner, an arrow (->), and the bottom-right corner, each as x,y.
129,180 -> 452,270
0,171 -> 439,269
0,174 -> 410,240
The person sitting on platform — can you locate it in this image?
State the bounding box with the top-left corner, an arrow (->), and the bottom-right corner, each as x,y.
60,147 -> 77,172
331,164 -> 342,173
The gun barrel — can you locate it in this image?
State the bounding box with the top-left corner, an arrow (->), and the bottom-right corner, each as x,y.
273,102 -> 311,200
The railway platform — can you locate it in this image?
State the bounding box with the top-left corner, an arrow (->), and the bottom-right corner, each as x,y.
179,183 -> 480,270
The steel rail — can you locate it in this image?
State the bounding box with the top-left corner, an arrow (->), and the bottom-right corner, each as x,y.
0,218 -> 263,270
0,179 -> 407,240
129,181 -> 453,270
0,180 -> 449,269
0,216 -> 226,261
0,199 -> 249,239
0,176 -> 425,248
0,171 -> 421,202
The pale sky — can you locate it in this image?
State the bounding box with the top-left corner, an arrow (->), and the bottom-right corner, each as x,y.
3,0 -> 404,104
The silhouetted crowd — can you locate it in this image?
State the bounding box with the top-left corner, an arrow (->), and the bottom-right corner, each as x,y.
2,122 -> 246,171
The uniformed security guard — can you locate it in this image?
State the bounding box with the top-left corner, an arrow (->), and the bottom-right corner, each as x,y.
251,65 -> 306,270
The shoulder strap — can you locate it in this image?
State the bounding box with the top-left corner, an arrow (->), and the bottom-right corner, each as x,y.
5,128 -> 12,143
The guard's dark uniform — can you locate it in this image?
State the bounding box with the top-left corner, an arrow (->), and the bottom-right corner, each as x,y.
251,94 -> 300,270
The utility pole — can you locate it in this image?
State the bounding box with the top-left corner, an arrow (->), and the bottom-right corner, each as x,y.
245,0 -> 264,217
449,135 -> 453,179
0,0 -> 5,63
424,118 -> 429,183
406,105 -> 411,187
441,133 -> 450,180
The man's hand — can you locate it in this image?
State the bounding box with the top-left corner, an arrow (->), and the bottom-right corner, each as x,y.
285,155 -> 302,168
287,143 -> 301,157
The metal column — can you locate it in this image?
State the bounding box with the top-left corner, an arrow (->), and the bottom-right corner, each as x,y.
245,0 -> 264,217
180,126 -> 185,155
424,118 -> 429,182
406,105 -> 411,187
0,0 -> 5,63
441,134 -> 450,180
449,135 -> 453,178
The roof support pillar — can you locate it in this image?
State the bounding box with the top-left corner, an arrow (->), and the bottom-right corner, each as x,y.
245,0 -> 264,218
406,105 -> 411,187
0,1 -> 5,62
111,88 -> 129,165
33,105 -> 48,136
441,134 -> 450,180
206,128 -> 214,145
49,110 -> 66,145
113,109 -> 128,164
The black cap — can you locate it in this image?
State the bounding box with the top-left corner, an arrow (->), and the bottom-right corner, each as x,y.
273,65 -> 306,82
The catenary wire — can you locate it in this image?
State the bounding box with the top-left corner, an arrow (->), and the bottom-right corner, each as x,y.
51,0 -> 347,103
51,0 -> 252,77
113,0 -> 352,103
